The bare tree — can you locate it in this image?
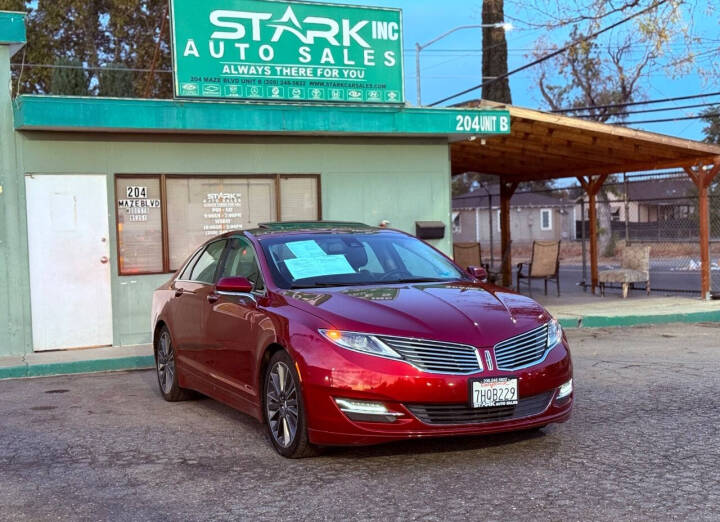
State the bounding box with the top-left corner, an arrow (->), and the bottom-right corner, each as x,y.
517,0 -> 700,254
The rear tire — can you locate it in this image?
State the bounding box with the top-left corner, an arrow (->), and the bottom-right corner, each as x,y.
155,326 -> 193,402
263,351 -> 318,458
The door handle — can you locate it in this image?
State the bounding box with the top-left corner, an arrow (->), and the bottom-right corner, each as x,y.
174,288 -> 184,298
100,256 -> 109,264
207,294 -> 219,304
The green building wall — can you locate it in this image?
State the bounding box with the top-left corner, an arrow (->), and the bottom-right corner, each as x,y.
1,45 -> 32,356
4,131 -> 452,353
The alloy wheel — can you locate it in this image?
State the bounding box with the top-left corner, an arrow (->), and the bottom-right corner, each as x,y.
265,361 -> 299,448
157,330 -> 175,395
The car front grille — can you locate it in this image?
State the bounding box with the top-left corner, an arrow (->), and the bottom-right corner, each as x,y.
493,323 -> 549,371
377,336 -> 481,374
406,391 -> 554,425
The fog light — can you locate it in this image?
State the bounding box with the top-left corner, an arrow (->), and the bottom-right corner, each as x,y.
334,398 -> 403,423
557,378 -> 573,400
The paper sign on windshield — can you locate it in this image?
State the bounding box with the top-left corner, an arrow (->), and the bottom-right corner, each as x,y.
287,240 -> 327,258
285,255 -> 354,280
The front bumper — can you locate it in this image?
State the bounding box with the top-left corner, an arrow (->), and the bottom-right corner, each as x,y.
300,339 -> 573,446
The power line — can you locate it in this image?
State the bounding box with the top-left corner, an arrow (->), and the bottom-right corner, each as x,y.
402,40 -> 720,54
618,112 -> 720,125
429,0 -> 669,107
604,102 -> 719,116
552,91 -> 720,113
9,63 -> 172,73
568,102 -> 720,121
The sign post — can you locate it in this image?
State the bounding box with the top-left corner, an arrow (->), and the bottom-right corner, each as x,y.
170,0 -> 404,104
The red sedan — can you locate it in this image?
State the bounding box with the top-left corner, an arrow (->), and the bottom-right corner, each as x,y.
151,222 -> 573,457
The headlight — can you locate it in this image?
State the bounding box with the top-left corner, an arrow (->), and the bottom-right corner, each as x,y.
319,329 -> 401,359
547,318 -> 563,348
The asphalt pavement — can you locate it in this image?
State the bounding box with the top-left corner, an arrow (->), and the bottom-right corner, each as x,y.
2,323 -> 719,521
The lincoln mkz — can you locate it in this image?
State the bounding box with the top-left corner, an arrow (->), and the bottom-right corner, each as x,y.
151,222 -> 573,457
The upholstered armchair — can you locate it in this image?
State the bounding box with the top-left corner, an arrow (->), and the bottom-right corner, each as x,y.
598,245 -> 651,298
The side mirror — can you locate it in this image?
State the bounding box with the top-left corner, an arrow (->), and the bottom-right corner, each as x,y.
467,266 -> 488,281
216,276 -> 253,294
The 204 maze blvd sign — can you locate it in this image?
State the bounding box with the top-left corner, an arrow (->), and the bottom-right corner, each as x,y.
170,0 -> 404,104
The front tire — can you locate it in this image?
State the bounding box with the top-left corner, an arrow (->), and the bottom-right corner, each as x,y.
263,351 -> 317,458
155,326 -> 193,402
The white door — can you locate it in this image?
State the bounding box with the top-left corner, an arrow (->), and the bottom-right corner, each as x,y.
26,175 -> 113,351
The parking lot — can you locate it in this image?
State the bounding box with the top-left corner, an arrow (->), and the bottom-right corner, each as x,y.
2,323 -> 719,521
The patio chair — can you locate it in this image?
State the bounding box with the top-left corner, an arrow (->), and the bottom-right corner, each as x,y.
516,240 -> 561,297
598,245 -> 651,298
453,242 -> 485,271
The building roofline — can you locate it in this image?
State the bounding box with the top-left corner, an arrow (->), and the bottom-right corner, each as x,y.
12,95 -> 511,139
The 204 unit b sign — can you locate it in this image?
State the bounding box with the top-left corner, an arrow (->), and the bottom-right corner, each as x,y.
170,0 -> 404,104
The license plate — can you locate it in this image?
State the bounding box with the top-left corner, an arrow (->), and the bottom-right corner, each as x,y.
470,377 -> 518,408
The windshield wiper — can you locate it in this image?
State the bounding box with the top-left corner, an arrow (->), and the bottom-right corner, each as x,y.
289,278 -> 460,289
385,278 -> 459,284
290,282 -> 360,289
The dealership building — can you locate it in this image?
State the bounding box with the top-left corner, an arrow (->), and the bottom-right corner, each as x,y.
2,2 -> 719,362
0,6 -> 513,357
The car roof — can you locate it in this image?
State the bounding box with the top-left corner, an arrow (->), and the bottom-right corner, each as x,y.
246,221 -> 379,237
203,222 -> 400,246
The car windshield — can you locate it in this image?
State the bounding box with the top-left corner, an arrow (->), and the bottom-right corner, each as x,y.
259,232 -> 469,289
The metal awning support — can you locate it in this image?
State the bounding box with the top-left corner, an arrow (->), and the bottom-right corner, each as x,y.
577,174 -> 609,294
684,162 -> 720,300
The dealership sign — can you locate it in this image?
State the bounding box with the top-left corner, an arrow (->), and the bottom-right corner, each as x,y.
170,0 -> 404,104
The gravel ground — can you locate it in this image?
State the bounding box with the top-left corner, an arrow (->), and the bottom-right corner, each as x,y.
1,323 -> 719,521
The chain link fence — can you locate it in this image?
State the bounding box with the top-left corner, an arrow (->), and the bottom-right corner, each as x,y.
452,171 -> 720,297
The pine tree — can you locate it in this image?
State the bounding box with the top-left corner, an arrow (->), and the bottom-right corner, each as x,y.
99,64 -> 134,97
0,0 -> 172,98
50,58 -> 89,95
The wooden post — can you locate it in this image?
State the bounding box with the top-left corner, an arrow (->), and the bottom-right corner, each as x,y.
684,162 -> 720,300
577,174 -> 609,294
698,182 -> 710,298
500,180 -> 518,287
588,188 -> 599,294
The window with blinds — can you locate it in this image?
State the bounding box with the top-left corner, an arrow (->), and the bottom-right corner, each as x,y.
280,176 -> 319,222
115,174 -> 319,275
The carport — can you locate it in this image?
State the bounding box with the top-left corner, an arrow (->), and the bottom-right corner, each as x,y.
451,101 -> 720,299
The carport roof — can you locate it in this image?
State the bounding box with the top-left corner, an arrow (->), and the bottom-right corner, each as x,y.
451,100 -> 720,180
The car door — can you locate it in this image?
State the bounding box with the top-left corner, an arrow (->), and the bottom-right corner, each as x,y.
171,239 -> 227,376
206,237 -> 272,403
169,246 -> 203,351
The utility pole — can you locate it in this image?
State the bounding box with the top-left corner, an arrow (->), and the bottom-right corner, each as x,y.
415,23 -> 511,106
482,0 -> 512,104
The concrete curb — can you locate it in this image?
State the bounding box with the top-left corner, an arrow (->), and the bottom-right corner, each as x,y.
557,310 -> 720,329
0,355 -> 154,381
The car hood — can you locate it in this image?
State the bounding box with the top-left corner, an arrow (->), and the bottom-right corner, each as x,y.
281,282 -> 551,348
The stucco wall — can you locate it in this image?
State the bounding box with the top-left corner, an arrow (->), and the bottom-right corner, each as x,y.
0,46 -> 33,356
2,132 -> 451,353
453,206 -> 574,246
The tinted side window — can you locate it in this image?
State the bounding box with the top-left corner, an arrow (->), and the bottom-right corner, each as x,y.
190,240 -> 227,284
178,247 -> 203,280
221,238 -> 264,291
